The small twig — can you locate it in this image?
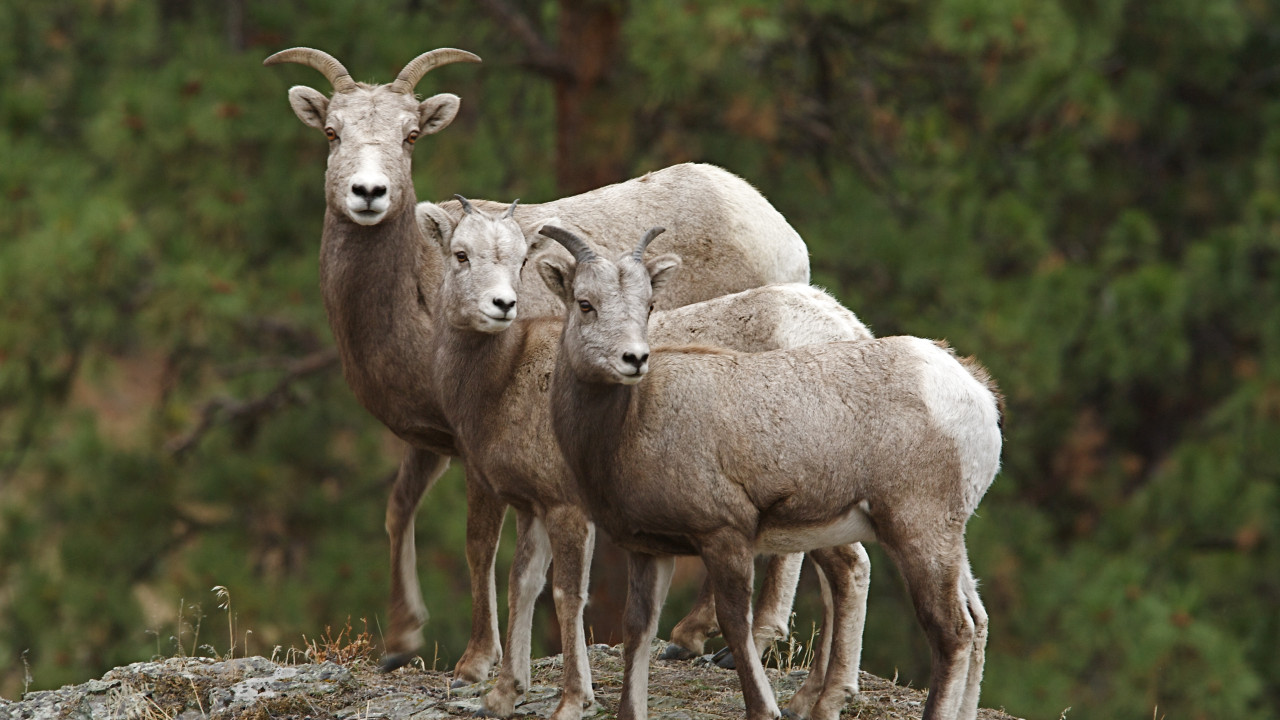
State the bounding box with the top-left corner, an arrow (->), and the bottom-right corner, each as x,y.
188,676 -> 206,717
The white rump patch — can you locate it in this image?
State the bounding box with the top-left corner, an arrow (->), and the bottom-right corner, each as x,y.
911,338 -> 1003,513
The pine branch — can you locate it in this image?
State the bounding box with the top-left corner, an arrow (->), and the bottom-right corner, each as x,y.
167,348 -> 339,458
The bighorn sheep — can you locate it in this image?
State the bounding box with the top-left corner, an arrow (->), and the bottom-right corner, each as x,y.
264,47 -> 813,681
541,226 -> 1003,720
427,200 -> 872,719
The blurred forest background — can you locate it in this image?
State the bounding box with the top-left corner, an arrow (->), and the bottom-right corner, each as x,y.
1,0 -> 1277,717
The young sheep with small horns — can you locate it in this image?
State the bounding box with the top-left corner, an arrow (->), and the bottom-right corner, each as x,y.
540,225 -> 1003,720
427,199 -> 875,720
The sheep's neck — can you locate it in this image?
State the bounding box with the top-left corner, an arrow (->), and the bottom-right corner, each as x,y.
319,207 -> 455,453
549,354 -> 631,487
431,313 -> 551,446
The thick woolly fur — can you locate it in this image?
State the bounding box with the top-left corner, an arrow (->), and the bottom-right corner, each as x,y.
428,207 -> 873,720
545,234 -> 1002,720
417,162 -> 812,319
270,47 -> 819,686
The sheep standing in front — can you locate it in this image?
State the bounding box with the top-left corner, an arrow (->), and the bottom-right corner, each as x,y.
427,201 -> 873,720
541,226 -> 1003,720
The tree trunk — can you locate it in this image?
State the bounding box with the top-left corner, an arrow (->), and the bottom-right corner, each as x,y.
554,0 -> 631,195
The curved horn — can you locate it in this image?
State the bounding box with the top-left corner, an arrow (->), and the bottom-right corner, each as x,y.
263,47 -> 356,93
539,226 -> 597,265
454,194 -> 477,215
504,199 -> 520,219
389,48 -> 482,94
632,226 -> 666,262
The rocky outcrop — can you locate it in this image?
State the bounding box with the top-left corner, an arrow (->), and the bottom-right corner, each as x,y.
0,642 -> 1021,719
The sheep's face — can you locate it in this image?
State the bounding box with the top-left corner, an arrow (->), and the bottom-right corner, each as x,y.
545,252 -> 680,385
287,84 -> 461,226
437,204 -> 536,333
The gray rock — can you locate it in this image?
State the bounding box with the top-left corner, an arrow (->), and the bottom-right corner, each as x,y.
0,648 -> 1024,720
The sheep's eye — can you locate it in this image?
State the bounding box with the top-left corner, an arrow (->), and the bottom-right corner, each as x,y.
648,302 -> 655,316
455,251 -> 469,263
324,127 -> 337,141
521,258 -> 528,269
406,129 -> 420,145
577,300 -> 594,313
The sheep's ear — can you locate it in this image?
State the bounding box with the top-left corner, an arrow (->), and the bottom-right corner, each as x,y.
526,217 -> 562,254
418,94 -> 461,135
416,202 -> 456,251
646,254 -> 681,297
287,86 -> 329,130
538,255 -> 576,305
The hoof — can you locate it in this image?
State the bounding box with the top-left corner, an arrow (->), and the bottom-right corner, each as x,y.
659,643 -> 698,662
711,646 -> 736,670
380,652 -> 416,673
781,710 -> 805,720
451,677 -> 478,689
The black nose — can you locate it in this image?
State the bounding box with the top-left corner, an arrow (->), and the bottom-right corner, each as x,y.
493,297 -> 516,313
622,351 -> 649,370
352,183 -> 387,199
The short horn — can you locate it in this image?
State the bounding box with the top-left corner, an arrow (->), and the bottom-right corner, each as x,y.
389,48 -> 482,94
454,194 -> 477,215
539,226 -> 597,265
632,226 -> 666,262
263,47 -> 356,93
504,199 -> 520,219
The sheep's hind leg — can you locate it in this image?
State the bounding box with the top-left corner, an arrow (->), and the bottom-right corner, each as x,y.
381,448 -> 450,671
545,505 -> 597,720
798,543 -> 869,720
482,511 -> 552,718
783,556 -> 835,717
889,531 -> 977,720
957,557 -> 988,720
452,478 -> 508,686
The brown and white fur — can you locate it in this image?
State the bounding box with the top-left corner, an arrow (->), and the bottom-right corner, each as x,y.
428,203 -> 872,719
264,48 -> 815,685
542,226 -> 1002,720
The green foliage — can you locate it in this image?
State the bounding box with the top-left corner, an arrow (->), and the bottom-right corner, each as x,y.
2,1 -> 1278,717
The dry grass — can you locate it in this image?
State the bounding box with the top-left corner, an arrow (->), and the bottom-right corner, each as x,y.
303,617 -> 378,667
83,586 -> 1019,719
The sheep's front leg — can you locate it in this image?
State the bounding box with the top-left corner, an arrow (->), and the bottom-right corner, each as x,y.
662,572 -> 718,660
753,553 -> 804,657
703,532 -> 782,720
545,505 -> 597,720
665,553 -> 803,668
619,552 -> 675,720
483,511 -> 552,717
453,477 -> 508,686
382,447 -> 450,670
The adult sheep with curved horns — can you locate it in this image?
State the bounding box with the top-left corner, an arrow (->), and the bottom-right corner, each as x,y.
264,47 -> 813,682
